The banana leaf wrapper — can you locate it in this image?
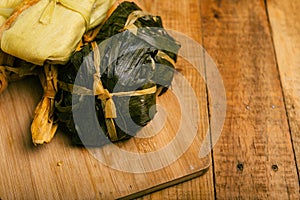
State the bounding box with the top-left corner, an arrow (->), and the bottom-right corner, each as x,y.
55,1 -> 180,146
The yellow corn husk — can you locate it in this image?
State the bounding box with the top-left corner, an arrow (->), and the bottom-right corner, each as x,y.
0,66 -> 8,93
0,0 -> 22,8
31,64 -> 58,145
82,0 -> 144,43
88,0 -> 116,30
0,1 -> 41,40
0,50 -> 14,93
0,8 -> 14,26
1,0 -> 95,66
0,0 -> 22,25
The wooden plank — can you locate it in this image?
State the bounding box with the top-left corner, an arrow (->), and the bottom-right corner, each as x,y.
138,0 -> 215,199
200,0 -> 299,199
138,170 -> 215,200
266,0 -> 300,173
0,1 -> 211,199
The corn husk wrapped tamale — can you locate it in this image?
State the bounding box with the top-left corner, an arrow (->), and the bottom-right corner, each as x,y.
88,0 -> 116,30
1,0 -> 96,66
55,1 -> 180,146
0,0 -> 39,94
0,0 -> 22,25
0,1 -> 40,94
0,0 -> 115,65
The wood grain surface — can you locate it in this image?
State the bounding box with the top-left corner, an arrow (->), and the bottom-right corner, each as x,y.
1,0 -> 300,199
0,0 -> 211,199
142,0 -> 300,199
266,0 -> 300,173
200,0 -> 299,198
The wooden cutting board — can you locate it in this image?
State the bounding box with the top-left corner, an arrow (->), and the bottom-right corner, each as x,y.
0,1 -> 212,199
0,65 -> 210,199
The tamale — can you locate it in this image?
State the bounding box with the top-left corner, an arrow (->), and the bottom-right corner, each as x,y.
55,1 -> 180,146
0,0 -> 22,25
88,0 -> 116,30
1,0 -> 96,66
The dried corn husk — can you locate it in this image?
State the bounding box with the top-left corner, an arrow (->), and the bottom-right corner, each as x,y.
0,8 -> 13,26
0,0 -> 41,40
1,0 -> 96,66
0,51 -> 12,93
0,0 -> 22,25
31,64 -> 58,145
0,1 -> 39,94
55,1 -> 180,146
88,0 -> 116,30
0,1 -> 22,9
0,50 -> 39,93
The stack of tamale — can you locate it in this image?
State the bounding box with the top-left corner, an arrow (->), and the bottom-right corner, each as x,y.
0,0 -> 180,146
0,0 -> 117,144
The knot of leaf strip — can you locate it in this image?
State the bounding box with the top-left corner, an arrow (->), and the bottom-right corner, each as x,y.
93,73 -> 117,119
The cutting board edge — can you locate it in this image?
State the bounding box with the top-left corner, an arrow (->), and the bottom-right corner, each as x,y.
117,155 -> 211,200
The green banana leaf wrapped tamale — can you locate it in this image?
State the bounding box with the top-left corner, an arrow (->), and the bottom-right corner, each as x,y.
55,1 -> 180,146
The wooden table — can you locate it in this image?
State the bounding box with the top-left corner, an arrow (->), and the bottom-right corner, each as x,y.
140,0 -> 300,199
1,0 -> 300,199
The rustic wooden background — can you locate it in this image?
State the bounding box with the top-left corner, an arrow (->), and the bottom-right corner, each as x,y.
139,0 -> 300,199
0,0 -> 300,199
